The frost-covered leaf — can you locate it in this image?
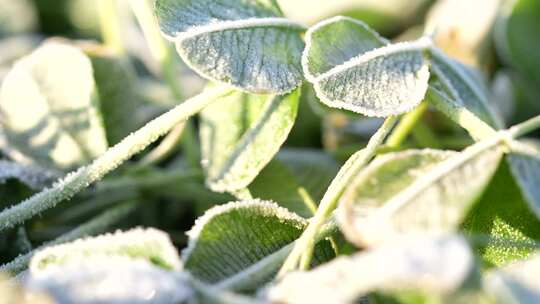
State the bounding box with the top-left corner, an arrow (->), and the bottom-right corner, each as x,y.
183,200 -> 334,291
0,41 -> 108,170
154,0 -> 305,94
430,48 -> 503,129
266,235 -> 473,303
339,148 -> 503,246
508,151 -> 540,220
30,228 -> 182,271
26,257 -> 191,304
82,43 -> 142,145
200,87 -> 300,193
463,158 -> 540,266
0,160 -> 57,190
302,16 -> 431,117
484,252 -> 540,303
249,149 -> 339,217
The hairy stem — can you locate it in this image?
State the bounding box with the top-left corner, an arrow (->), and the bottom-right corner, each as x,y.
427,87 -> 497,141
0,202 -> 136,274
0,87 -> 229,231
297,187 -> 318,214
509,114 -> 540,138
130,0 -> 202,167
386,102 -> 428,148
279,116 -> 398,275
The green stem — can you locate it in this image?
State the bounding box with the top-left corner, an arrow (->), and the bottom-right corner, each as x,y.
279,116 -> 398,275
427,87 -> 497,141
139,122 -> 186,166
98,0 -> 124,54
0,87 -> 229,231
0,202 -> 136,274
386,102 -> 428,148
130,0 -> 202,168
509,114 -> 540,138
297,187 -> 318,214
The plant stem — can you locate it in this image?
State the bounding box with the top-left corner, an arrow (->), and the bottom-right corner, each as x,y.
129,0 -> 201,168
0,202 -> 136,274
427,87 -> 497,141
98,0 -> 124,54
139,122 -> 186,165
386,102 -> 428,148
297,187 -> 318,214
279,116 -> 398,275
509,114 -> 540,138
0,87 -> 229,231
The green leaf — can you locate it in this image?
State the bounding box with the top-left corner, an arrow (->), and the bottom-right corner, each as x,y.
0,160 -> 57,190
200,87 -> 300,193
182,200 -> 335,291
495,0 -> 540,87
154,0 -> 305,94
83,44 -> 142,145
302,16 -> 431,117
339,147 -> 503,246
484,252 -> 540,303
0,41 -> 108,170
267,236 -> 473,303
463,159 -> 540,267
507,143 -> 540,220
30,228 -> 182,271
430,48 -> 503,129
249,149 -> 339,217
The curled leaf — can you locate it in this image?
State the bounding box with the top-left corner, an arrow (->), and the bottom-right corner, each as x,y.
0,41 -> 108,170
339,148 -> 502,246
154,0 -> 305,94
26,257 -> 191,304
200,87 -> 300,193
302,16 -> 431,117
430,48 -> 503,129
183,200 -> 334,291
30,228 -> 182,272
